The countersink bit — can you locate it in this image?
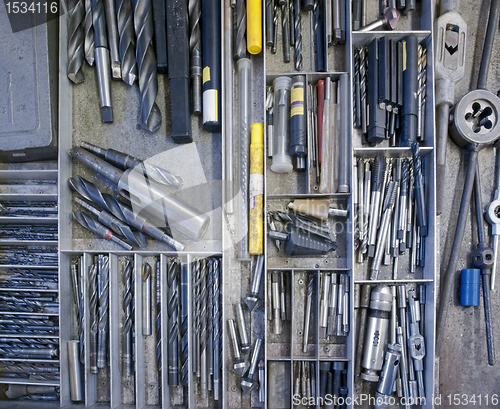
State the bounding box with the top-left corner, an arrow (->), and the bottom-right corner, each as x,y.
131,0 -> 162,132
245,255 -> 264,310
69,176 -> 185,251
293,0 -> 302,70
67,0 -> 86,84
84,0 -> 95,65
75,197 -> 147,248
142,263 -> 152,336
122,260 -> 134,377
228,319 -> 246,376
241,338 -> 262,394
104,0 -> 122,78
234,0 -> 247,59
88,264 -> 98,374
97,255 -> 109,368
72,211 -> 133,250
235,302 -> 250,354
167,258 -> 179,386
116,0 -> 138,85
92,0 -> 114,122
188,0 -> 202,114
303,274 -> 314,353
180,262 -> 189,386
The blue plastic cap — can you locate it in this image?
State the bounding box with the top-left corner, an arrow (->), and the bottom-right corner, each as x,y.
460,269 -> 481,307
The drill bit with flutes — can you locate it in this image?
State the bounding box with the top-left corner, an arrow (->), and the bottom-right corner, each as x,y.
354,153 -> 428,279
353,37 -> 427,147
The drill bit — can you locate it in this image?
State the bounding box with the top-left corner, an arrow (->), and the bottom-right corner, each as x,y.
67,0 -> 85,83
188,0 -> 202,114
167,258 -> 179,387
142,263 -> 152,336
303,274 -> 314,353
116,0 -> 138,85
104,0 -> 121,78
156,259 -> 161,374
97,255 -> 109,368
70,262 -> 85,364
417,46 -> 427,141
234,0 -> 246,59
360,47 -> 367,134
193,259 -> 201,377
282,0 -> 291,63
199,258 -> 208,398
212,258 -> 221,400
131,0 -> 162,132
88,264 -> 98,374
208,260 -> 214,386
122,259 -> 134,377
293,0 -> 302,70
180,262 -> 189,386
84,0 -> 95,65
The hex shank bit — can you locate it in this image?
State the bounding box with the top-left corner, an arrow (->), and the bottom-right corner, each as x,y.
131,0 -> 162,132
167,258 -> 179,386
67,0 -> 85,83
116,0 -> 138,85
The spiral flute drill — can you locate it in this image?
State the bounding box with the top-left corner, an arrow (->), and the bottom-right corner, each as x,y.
199,258 -> 208,398
234,0 -> 247,59
167,258 -> 179,386
180,262 -> 189,386
188,0 -> 202,114
293,0 -> 302,70
212,258 -> 221,400
67,0 -> 85,83
131,0 -> 162,132
97,255 -> 109,368
70,263 -> 85,364
88,264 -> 98,374
84,0 -> 95,65
122,260 -> 134,377
193,259 -> 201,377
116,0 -> 138,85
156,259 -> 161,373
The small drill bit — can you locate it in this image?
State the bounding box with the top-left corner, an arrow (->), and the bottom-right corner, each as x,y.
116,0 -> 138,85
88,264 -> 98,374
67,0 -> 85,83
188,0 -> 202,114
207,260 -> 214,386
303,274 -> 314,353
84,0 -> 95,65
70,263 -> 84,364
199,258 -> 208,399
417,46 -> 427,141
180,262 -> 189,386
122,260 -> 134,377
282,0 -> 291,63
212,258 -> 221,400
193,259 -> 201,377
234,0 -> 246,59
131,0 -> 162,132
293,0 -> 302,70
142,263 -> 152,336
156,259 -> 161,374
97,255 -> 109,368
167,258 -> 179,387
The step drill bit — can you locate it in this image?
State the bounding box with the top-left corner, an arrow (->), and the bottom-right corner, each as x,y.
234,0 -> 246,59
167,258 -> 180,386
180,262 -> 189,385
84,0 -> 95,65
122,260 -> 134,377
131,0 -> 162,132
67,0 -> 85,83
97,255 -> 109,368
293,0 -> 302,70
69,176 -> 185,251
116,0 -> 138,85
92,0 -> 114,122
88,264 -> 98,374
189,0 -> 202,114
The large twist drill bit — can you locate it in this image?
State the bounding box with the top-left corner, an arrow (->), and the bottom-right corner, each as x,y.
97,255 -> 109,368
104,0 -> 121,78
293,0 -> 302,70
69,176 -> 184,251
67,0 -> 85,83
116,0 -> 138,85
131,0 -> 162,132
70,263 -> 84,364
234,0 -> 246,59
188,0 -> 202,114
167,258 -> 180,386
199,258 -> 208,398
180,262 -> 189,386
122,260 -> 134,377
212,258 -> 221,400
88,264 -> 98,374
84,0 -> 95,65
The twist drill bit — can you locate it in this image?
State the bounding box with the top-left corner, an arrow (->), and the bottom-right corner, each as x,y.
142,263 -> 152,336
84,0 -> 95,65
207,260 -> 214,386
70,263 -> 84,364
69,176 -> 184,251
180,262 -> 189,386
156,259 -> 161,373
131,0 -> 162,132
234,0 -> 246,59
212,258 -> 221,400
360,47 -> 367,134
282,0 -> 291,63
167,258 -> 179,386
412,142 -> 427,237
116,0 -> 138,85
272,0 -> 278,54
122,260 -> 134,377
73,211 -> 133,250
188,0 -> 202,114
67,0 -> 85,83
88,264 -> 98,374
97,255 -> 109,368
193,259 -> 201,376
417,46 -> 427,140
303,274 -> 314,353
293,0 -> 302,70
104,0 -> 121,78
199,258 -> 208,398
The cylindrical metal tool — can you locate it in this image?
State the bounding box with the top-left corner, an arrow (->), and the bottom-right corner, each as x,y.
241,338 -> 263,394
247,0 -> 262,54
290,76 -> 307,170
319,272 -> 331,338
104,0 -> 121,78
303,274 -> 314,352
69,148 -> 210,242
327,273 -> 338,336
68,340 -> 83,402
400,35 -> 418,146
228,319 -> 246,375
235,303 -> 250,353
142,263 -> 152,336
237,58 -> 253,261
258,360 -> 265,402
245,255 -> 265,310
249,123 -> 265,255
271,273 -> 282,334
376,343 -> 401,398
272,76 -> 293,173
361,285 -> 392,382
224,0 -> 234,213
